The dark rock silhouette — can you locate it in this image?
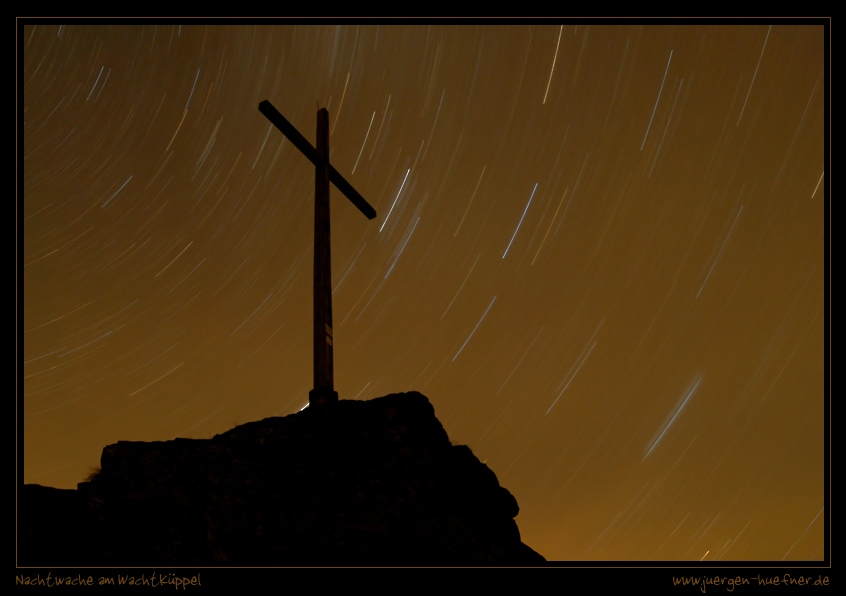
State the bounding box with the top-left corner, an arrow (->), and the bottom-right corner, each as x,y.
19,392 -> 545,566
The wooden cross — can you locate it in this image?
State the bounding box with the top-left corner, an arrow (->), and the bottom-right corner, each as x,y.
259,100 -> 376,408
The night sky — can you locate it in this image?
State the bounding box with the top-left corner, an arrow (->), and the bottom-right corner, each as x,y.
21,21 -> 827,562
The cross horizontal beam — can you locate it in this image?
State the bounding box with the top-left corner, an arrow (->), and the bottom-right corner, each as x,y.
259,100 -> 376,220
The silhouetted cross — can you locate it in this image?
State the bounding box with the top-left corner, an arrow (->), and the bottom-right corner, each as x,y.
259,100 -> 376,407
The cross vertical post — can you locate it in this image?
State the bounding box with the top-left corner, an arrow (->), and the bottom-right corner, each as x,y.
311,108 -> 335,406
258,100 -> 377,409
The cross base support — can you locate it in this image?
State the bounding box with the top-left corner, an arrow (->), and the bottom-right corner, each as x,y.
308,387 -> 339,408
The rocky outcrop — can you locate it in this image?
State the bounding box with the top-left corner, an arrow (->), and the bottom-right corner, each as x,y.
19,392 -> 545,566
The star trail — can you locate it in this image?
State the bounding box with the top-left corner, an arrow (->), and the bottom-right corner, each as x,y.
20,21 -> 827,562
